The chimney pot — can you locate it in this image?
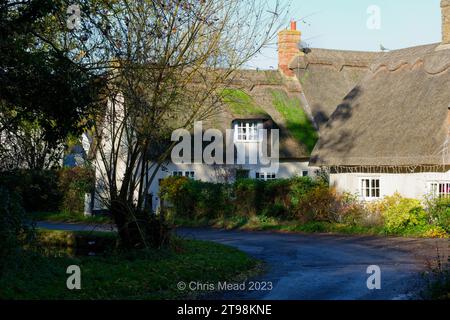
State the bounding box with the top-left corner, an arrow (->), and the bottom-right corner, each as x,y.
290,20 -> 297,31
278,21 -> 302,78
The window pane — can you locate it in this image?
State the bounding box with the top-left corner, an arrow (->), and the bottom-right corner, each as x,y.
364,180 -> 370,197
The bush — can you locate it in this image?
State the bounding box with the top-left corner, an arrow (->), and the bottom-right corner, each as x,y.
261,202 -> 288,218
294,185 -> 341,223
58,167 -> 95,215
288,176 -> 321,207
0,170 -> 61,212
0,168 -> 94,216
160,177 -> 232,220
232,179 -> 261,216
425,196 -> 450,232
337,192 -> 366,226
380,194 -> 428,233
160,176 -> 320,220
160,176 -> 448,238
160,176 -> 195,218
0,187 -> 35,274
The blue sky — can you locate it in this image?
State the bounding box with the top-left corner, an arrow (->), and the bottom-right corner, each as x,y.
247,0 -> 442,69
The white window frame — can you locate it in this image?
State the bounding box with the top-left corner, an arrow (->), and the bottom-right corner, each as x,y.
256,172 -> 276,181
359,177 -> 381,200
429,181 -> 450,198
184,171 -> 195,179
172,171 -> 183,177
235,121 -> 259,142
172,171 -> 195,179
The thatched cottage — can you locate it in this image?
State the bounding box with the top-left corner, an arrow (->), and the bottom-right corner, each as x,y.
286,0 -> 450,200
86,1 -> 449,213
141,70 -> 319,211
86,69 -> 320,213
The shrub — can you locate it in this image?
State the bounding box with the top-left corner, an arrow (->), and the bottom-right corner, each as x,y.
162,176 -> 349,222
233,179 -> 262,216
422,226 -> 449,239
58,167 -> 95,215
160,176 -> 195,218
261,202 -> 288,218
294,185 -> 341,223
161,177 -> 233,220
0,168 -> 94,216
294,186 -> 366,225
0,170 -> 61,212
337,192 -> 366,226
425,196 -> 450,232
196,182 -> 232,219
0,187 -> 35,274
381,194 -> 428,233
364,200 -> 386,227
288,176 -> 321,207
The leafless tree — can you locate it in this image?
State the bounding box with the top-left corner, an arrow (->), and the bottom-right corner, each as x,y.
68,0 -> 288,248
0,120 -> 64,171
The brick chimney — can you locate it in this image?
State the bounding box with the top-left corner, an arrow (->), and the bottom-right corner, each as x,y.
278,20 -> 301,77
443,0 -> 450,44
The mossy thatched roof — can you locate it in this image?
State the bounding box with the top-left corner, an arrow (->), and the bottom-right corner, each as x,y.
207,70 -> 318,159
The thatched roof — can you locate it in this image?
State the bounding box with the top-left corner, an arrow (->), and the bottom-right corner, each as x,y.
289,49 -> 379,128
86,69 -> 318,162
308,43 -> 450,167
205,70 -> 317,160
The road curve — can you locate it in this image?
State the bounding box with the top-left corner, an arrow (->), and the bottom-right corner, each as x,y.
37,222 -> 448,300
176,228 -> 448,300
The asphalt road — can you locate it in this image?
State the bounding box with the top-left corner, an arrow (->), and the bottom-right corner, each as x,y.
37,222 -> 449,300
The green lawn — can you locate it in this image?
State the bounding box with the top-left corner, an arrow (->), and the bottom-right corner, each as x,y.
1,230 -> 260,300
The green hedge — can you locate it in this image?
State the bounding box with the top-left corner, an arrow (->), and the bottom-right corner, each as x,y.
0,167 -> 94,215
160,178 -> 450,237
160,176 -> 324,220
0,170 -> 60,212
0,187 -> 35,274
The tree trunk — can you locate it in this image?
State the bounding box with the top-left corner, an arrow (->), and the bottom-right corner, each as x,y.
110,199 -> 170,250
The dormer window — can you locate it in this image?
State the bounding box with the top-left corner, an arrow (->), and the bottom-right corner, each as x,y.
235,121 -> 260,142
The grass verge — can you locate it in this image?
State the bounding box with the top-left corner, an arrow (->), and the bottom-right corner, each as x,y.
174,216 -> 449,239
1,230 -> 260,300
32,211 -> 112,224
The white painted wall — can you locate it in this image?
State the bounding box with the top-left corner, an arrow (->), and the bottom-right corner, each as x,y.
331,171 -> 450,201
